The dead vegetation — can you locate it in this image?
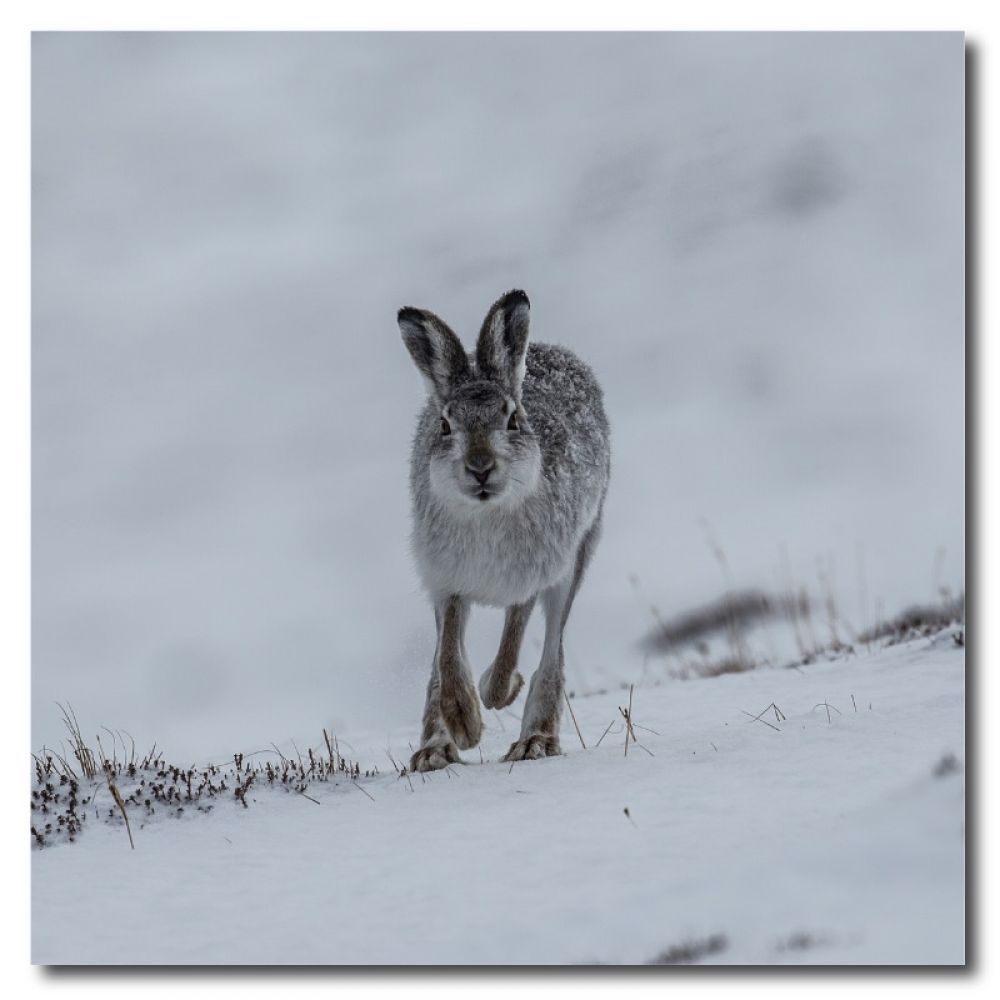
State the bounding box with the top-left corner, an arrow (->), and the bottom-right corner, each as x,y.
932,752 -> 963,779
775,931 -> 829,954
635,535 -> 964,681
857,593 -> 965,645
646,933 -> 729,965
31,710 -> 374,851
639,589 -> 806,656
592,684 -> 657,758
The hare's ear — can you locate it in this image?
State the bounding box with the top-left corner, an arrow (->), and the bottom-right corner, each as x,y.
476,289 -> 530,398
398,307 -> 470,400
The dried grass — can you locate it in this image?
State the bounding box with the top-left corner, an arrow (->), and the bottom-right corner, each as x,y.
32,709 -> 376,850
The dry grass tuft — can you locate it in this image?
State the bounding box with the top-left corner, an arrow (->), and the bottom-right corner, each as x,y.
32,712 -> 376,850
857,594 -> 965,645
932,752 -> 963,779
57,702 -> 97,780
690,655 -> 757,680
647,933 -> 729,965
775,931 -> 829,954
640,589 -> 804,656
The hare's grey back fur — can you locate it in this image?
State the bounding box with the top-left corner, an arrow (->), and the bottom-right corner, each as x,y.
410,342 -> 610,607
398,290 -> 610,771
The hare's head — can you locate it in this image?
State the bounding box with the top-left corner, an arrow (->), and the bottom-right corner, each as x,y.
399,289 -> 542,509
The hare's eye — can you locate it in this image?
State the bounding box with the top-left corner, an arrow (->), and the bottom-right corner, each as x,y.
441,418 -> 451,436
507,411 -> 518,432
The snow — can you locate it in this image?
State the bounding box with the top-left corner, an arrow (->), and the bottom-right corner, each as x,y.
31,32 -> 964,762
29,32 -> 964,966
32,630 -> 965,965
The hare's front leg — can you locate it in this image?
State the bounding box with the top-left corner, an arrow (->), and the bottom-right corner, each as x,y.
479,598 -> 535,709
409,595 -> 483,773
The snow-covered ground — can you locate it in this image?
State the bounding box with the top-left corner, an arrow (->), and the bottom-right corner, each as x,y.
30,33 -> 965,966
31,33 -> 964,760
32,629 -> 965,965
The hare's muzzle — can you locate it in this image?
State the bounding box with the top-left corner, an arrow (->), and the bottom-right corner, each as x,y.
465,446 -> 495,483
464,448 -> 498,501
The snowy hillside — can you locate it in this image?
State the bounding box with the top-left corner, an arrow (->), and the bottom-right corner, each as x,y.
32,628 -> 965,965
31,33 -> 964,761
31,32 -> 965,966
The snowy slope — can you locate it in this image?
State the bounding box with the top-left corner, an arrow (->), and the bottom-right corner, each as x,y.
31,33 -> 965,967
32,630 -> 965,966
31,33 -> 964,761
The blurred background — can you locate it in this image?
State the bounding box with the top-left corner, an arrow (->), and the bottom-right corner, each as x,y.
32,33 -> 964,760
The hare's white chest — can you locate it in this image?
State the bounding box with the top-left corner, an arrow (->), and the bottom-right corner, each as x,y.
414,504 -> 569,607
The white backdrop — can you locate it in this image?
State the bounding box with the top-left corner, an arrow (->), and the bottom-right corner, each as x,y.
31,32 -> 964,760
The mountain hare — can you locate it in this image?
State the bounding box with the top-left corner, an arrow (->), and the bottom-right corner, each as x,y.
398,290 -> 610,771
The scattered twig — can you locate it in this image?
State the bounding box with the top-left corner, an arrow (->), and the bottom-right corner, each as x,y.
109,781 -> 135,850
621,685 -> 636,757
595,719 -> 618,748
748,702 -> 785,725
352,782 -> 375,802
741,709 -> 781,733
564,689 -> 587,749
812,700 -> 841,724
618,685 -> 654,756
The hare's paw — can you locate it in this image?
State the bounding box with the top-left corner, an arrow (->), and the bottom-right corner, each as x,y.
479,665 -> 525,710
409,741 -> 460,773
502,734 -> 561,762
440,679 -> 484,750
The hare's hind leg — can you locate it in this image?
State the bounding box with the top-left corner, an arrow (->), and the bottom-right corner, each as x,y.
479,598 -> 535,709
503,517 -> 602,762
501,579 -> 570,760
409,595 -> 483,773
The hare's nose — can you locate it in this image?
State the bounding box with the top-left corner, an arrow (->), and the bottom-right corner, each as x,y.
466,453 -> 495,484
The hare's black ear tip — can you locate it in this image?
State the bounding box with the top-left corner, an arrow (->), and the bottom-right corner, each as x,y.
397,306 -> 423,326
503,289 -> 530,308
